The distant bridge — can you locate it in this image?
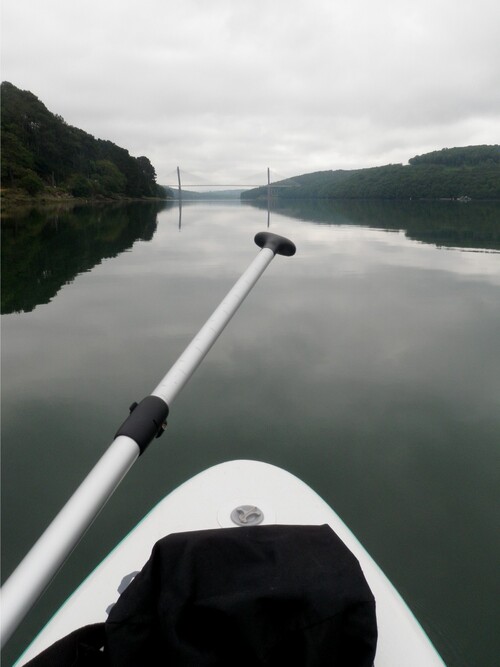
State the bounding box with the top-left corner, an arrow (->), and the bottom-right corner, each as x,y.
165,167 -> 299,200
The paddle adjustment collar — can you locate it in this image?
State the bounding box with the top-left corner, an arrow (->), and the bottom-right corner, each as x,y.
254,232 -> 296,257
115,396 -> 169,454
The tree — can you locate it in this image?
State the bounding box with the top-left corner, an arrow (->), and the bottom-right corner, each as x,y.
90,160 -> 126,195
67,174 -> 93,197
20,170 -> 44,195
1,81 -> 161,199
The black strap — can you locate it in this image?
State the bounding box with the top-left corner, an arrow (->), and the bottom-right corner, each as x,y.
24,623 -> 107,667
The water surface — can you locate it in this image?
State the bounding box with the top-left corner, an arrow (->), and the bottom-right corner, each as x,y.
2,200 -> 499,666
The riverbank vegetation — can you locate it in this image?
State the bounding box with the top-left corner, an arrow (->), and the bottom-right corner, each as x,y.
1,82 -> 171,202
242,145 -> 500,201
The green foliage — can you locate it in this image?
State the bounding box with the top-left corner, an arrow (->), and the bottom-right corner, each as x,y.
409,145 -> 500,167
67,174 -> 94,198
20,170 -> 44,195
156,184 -> 174,198
0,81 -> 162,199
1,130 -> 35,184
90,160 -> 127,195
242,145 -> 500,201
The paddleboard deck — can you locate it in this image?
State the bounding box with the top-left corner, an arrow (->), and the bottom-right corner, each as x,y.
15,460 -> 444,666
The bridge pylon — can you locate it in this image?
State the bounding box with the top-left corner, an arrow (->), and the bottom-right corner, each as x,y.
177,166 -> 182,204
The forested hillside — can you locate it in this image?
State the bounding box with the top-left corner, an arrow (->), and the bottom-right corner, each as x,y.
1,82 -> 167,199
409,145 -> 500,167
242,145 -> 500,201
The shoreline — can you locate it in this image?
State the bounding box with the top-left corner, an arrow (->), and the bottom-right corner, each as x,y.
0,188 -> 172,217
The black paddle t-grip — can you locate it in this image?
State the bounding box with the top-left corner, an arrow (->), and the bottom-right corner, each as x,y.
115,396 -> 169,454
254,232 -> 296,257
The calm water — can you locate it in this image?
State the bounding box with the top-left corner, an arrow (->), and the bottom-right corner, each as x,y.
2,200 -> 499,666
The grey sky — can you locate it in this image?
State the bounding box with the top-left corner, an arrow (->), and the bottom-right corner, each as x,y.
2,0 -> 499,187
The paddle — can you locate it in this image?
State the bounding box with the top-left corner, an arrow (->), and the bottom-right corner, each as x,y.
1,231 -> 296,648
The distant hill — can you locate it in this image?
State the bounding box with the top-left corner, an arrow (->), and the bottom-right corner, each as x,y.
1,81 -> 170,200
166,188 -> 246,201
242,145 -> 500,201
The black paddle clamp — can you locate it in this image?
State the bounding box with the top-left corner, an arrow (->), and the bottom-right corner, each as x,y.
115,396 -> 169,455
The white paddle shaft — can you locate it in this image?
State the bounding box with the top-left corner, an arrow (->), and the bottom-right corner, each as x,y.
152,246 -> 274,405
1,233 -> 295,648
0,436 -> 139,647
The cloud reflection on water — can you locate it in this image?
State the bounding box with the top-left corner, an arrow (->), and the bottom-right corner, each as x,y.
1,201 -> 499,666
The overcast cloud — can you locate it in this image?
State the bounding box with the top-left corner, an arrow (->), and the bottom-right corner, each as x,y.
2,0 -> 499,187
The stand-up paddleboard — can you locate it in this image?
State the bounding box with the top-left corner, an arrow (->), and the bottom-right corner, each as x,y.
15,460 -> 445,666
